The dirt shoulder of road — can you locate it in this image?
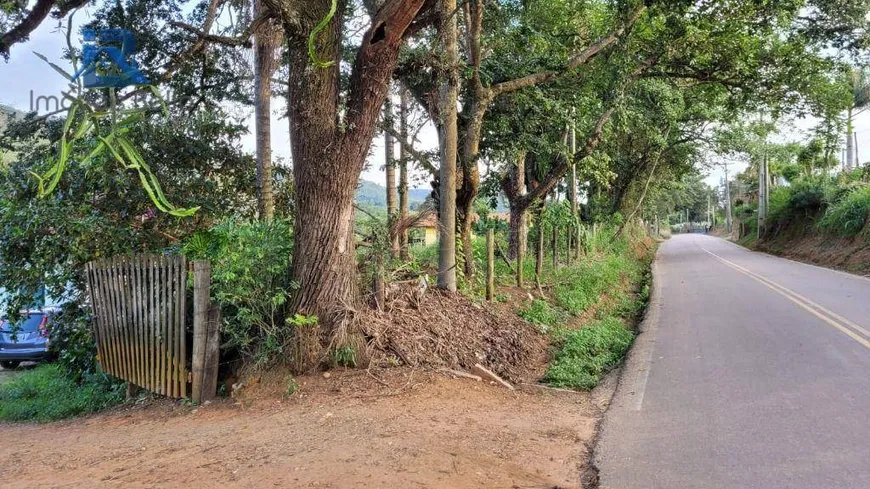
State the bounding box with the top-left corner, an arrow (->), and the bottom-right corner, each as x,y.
753,233 -> 870,276
0,367 -> 615,489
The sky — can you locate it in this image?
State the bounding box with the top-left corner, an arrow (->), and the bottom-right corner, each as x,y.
3,12 -> 870,196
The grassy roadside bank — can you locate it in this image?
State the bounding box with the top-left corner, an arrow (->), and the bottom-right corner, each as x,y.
728,177 -> 870,276
476,224 -> 657,390
0,364 -> 124,422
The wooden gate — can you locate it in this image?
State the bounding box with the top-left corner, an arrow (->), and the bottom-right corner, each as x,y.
86,255 -> 188,398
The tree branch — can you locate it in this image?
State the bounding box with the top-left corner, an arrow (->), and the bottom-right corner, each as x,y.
521,52 -> 660,206
489,4 -> 646,98
381,121 -> 438,175
341,0 -> 427,160
0,0 -> 57,59
168,13 -> 273,48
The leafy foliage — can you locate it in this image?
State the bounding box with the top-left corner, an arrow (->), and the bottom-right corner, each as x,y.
819,185 -> 870,236
546,317 -> 634,390
48,305 -> 100,380
183,220 -> 295,367
0,364 -> 124,422
518,299 -> 568,332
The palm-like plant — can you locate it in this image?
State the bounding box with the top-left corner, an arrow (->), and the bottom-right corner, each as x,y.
846,68 -> 870,169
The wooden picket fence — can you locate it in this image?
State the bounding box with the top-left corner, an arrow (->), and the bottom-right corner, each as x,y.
86,255 -> 189,398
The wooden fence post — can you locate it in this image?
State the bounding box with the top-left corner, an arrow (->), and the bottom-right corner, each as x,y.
515,248 -> 524,288
551,226 -> 558,270
535,224 -> 544,292
201,304 -> 221,402
486,229 -> 495,301
191,260 -> 211,403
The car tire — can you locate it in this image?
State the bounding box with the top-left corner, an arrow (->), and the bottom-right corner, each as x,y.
0,361 -> 20,370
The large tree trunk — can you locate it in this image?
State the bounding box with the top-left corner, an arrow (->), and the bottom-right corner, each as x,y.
503,151 -> 527,259
437,0 -> 459,292
398,88 -> 410,258
508,203 -> 527,263
253,0 -> 281,222
284,0 -> 426,321
456,101 -> 487,278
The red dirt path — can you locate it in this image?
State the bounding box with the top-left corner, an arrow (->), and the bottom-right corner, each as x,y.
0,369 -> 605,488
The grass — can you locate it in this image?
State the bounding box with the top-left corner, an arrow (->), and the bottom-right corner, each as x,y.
818,184 -> 870,237
553,254 -> 632,315
0,364 -> 125,422
545,317 -> 635,390
518,299 -> 568,332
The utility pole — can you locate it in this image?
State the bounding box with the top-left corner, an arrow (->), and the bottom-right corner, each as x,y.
758,140 -> 771,237
724,161 -> 733,234
758,153 -> 766,236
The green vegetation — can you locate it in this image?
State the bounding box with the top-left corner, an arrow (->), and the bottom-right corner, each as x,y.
819,185 -> 870,237
184,219 -> 295,367
2,0 -> 867,419
554,254 -> 631,315
0,365 -> 124,423
736,170 -> 870,241
546,317 -> 635,390
518,299 -> 568,331
485,220 -> 655,390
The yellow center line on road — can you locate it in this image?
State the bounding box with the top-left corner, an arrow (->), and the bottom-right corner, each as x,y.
699,246 -> 870,352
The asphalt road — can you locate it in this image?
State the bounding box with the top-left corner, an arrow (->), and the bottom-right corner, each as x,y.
595,233 -> 870,489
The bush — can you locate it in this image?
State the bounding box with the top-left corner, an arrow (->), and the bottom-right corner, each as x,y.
786,178 -> 828,216
48,304 -> 99,380
819,185 -> 870,237
765,177 -> 830,229
183,219 -> 295,367
518,299 -> 568,331
545,317 -> 634,390
0,364 -> 124,422
554,254 -> 629,315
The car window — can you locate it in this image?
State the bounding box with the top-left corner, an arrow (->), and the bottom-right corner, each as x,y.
0,313 -> 44,333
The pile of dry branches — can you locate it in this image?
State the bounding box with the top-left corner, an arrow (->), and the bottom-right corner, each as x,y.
360,282 -> 548,383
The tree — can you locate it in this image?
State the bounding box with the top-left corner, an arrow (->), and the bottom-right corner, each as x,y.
259,0 -> 437,330
845,68 -> 870,169
437,0 -> 458,292
253,0 -> 283,221
400,0 -> 646,277
383,90 -> 399,253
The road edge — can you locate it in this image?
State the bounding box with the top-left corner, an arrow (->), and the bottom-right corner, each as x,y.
717,236 -> 870,283
583,244 -> 664,489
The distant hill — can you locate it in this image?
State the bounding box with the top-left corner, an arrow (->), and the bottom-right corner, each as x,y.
0,104 -> 24,133
0,105 -> 26,167
355,179 -> 431,208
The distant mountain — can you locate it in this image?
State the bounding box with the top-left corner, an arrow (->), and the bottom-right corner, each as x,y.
0,105 -> 24,133
355,179 -> 431,208
0,105 -> 26,166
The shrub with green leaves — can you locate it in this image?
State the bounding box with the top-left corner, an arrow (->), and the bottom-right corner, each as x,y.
554,254 -> 628,315
48,304 -> 99,380
518,299 -> 568,331
819,184 -> 870,237
0,364 -> 124,422
545,317 -> 634,390
183,219 -> 295,367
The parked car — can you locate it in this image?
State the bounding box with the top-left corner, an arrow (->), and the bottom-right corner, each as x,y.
0,310 -> 53,369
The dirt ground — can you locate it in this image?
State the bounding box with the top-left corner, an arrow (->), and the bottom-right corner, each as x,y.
0,368 -> 615,489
